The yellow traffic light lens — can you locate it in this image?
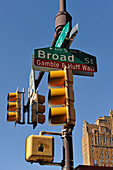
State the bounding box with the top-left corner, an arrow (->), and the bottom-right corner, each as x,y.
49,107 -> 67,125
50,88 -> 66,96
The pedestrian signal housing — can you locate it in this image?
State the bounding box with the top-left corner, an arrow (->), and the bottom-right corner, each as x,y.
7,90 -> 21,122
25,135 -> 54,163
48,67 -> 75,127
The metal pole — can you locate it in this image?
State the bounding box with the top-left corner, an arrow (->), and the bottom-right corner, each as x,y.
60,0 -> 66,11
62,128 -> 74,170
59,1 -> 74,169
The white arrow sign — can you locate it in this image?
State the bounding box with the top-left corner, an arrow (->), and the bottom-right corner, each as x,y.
29,69 -> 36,104
69,23 -> 78,47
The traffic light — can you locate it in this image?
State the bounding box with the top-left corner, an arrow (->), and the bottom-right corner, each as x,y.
31,94 -> 45,125
7,89 -> 21,122
25,134 -> 54,163
48,67 -> 76,127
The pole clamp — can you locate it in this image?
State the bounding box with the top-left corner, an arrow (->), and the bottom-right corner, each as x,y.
61,128 -> 72,138
63,165 -> 74,170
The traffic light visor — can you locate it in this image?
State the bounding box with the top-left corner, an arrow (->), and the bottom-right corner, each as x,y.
7,92 -> 21,102
31,113 -> 45,124
7,112 -> 21,122
49,107 -> 67,126
7,102 -> 21,112
48,70 -> 65,88
48,88 -> 66,107
38,95 -> 45,104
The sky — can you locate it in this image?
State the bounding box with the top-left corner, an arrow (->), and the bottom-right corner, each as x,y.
0,0 -> 113,169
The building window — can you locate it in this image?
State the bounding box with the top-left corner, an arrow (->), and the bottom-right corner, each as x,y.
101,128 -> 105,132
91,137 -> 93,145
110,138 -> 113,146
104,137 -> 108,146
98,136 -> 102,145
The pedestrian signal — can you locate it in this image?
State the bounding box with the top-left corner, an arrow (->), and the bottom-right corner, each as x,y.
25,135 -> 54,163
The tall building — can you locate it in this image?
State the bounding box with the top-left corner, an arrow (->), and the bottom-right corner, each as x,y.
82,109 -> 113,167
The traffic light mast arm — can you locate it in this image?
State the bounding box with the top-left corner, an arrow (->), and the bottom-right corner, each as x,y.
39,131 -> 62,136
39,161 -> 62,167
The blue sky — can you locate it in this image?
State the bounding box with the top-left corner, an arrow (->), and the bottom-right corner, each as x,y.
0,0 -> 113,169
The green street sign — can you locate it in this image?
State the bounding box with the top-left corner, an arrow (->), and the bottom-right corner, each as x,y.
32,47 -> 97,75
68,49 -> 97,72
55,22 -> 69,47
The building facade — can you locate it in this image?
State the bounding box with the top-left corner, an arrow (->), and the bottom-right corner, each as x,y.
82,110 -> 113,167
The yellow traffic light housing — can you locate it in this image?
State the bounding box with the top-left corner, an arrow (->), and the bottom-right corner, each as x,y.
25,135 -> 54,163
48,67 -> 76,127
7,90 -> 21,122
31,94 -> 45,125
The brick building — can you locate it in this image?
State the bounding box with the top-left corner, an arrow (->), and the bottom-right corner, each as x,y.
82,110 -> 113,167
